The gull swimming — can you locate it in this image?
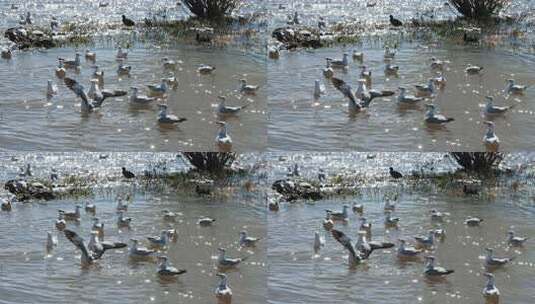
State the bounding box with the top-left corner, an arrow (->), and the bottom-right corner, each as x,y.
217,248 -> 247,267
313,231 -> 325,252
240,231 -> 262,247
161,57 -> 177,69
432,72 -> 447,88
326,53 -> 349,68
198,216 -> 216,226
397,239 -> 423,258
147,230 -> 170,248
163,72 -> 178,89
322,213 -> 334,231
314,79 -> 326,98
162,210 -> 177,222
85,49 -> 96,61
217,96 -> 247,114
482,273 -> 500,301
352,50 -> 364,62
55,60 -> 66,78
424,256 -> 454,277
59,205 -> 81,221
147,79 -> 169,96
61,53 -> 81,69
398,87 -> 424,104
130,87 -> 156,104
384,210 -> 400,227
158,104 -> 187,125
92,217 -> 104,239
331,78 -> 380,112
425,104 -> 454,125
414,230 -> 435,248
129,239 -> 156,258
483,121 -> 499,147
215,273 -> 232,302
198,64 -> 216,74
46,231 -> 58,252
507,231 -> 528,247
384,46 -> 396,59
323,61 -> 334,78
157,256 -> 187,276
325,205 -> 349,221
415,79 -> 435,97
55,212 -> 66,230
384,58 -> 399,75
64,78 -> 106,112
116,47 -> 128,59
117,210 -> 132,228
485,248 -> 513,267
117,58 -> 132,75
240,79 -> 259,94
359,217 -> 372,235
47,80 -> 58,97
1,47 -> 12,60
215,121 -> 232,146
465,217 -> 483,226
430,57 -> 447,70
484,96 -> 511,114
430,209 -> 445,222
84,202 -> 96,213
1,199 -> 12,211
352,203 -> 363,214
504,79 -> 527,95
466,65 -> 483,75
331,229 -> 363,266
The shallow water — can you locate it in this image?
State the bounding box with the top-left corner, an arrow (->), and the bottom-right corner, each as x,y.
266,153 -> 535,304
267,44 -> 535,151
0,153 -> 266,304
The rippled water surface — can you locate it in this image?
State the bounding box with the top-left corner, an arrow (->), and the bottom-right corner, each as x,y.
0,153 -> 266,304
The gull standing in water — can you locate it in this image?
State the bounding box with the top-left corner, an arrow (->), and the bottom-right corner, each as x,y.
215,273 -> 232,303
85,202 -> 96,214
352,203 -> 363,214
157,256 -> 187,277
157,104 -> 187,125
147,230 -> 170,248
240,79 -> 259,94
485,248 -> 513,267
414,230 -> 435,249
331,229 -> 363,267
46,80 -> 58,97
129,239 -> 156,259
314,79 -> 326,98
117,210 -> 132,228
465,217 -> 483,226
482,273 -> 500,302
424,256 -> 454,277
61,53 -> 81,69
198,216 -> 216,226
92,217 -> 104,239
425,104 -> 454,125
147,79 -> 169,96
130,87 -> 156,104
323,60 -> 334,78
398,87 -> 424,104
239,231 -> 262,247
85,49 -> 96,61
313,231 -> 325,252
198,64 -> 216,74
415,79 -> 435,97
384,210 -> 400,227
217,248 -> 247,267
117,58 -> 131,75
397,239 -> 423,258
325,205 -> 349,221
55,59 -> 66,78
55,212 -> 66,230
326,53 -> 349,69
331,78 -> 380,112
322,213 -> 334,231
353,50 -> 364,62
46,231 -> 58,252
215,121 -> 232,147
360,65 -> 372,82
59,205 -> 81,221
63,229 -> 121,266
484,96 -> 511,114
504,79 -> 527,95
359,217 -> 372,236
466,65 -> 483,75
92,65 -> 104,86
483,121 -> 499,149
384,58 -> 399,75
507,231 -> 528,247
217,96 -> 247,114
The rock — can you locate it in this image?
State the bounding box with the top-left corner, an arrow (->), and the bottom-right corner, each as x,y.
272,179 -> 323,201
191,27 -> 214,43
461,26 -> 481,43
4,26 -> 55,49
5,179 -> 55,201
272,26 -> 323,49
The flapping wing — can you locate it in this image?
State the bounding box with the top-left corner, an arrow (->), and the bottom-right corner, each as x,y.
331,78 -> 357,104
64,77 -> 89,103
331,229 -> 359,261
64,229 -> 91,261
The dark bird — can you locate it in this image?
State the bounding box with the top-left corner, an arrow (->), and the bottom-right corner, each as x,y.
389,15 -> 403,27
389,167 -> 403,179
122,15 -> 135,27
122,167 -> 135,179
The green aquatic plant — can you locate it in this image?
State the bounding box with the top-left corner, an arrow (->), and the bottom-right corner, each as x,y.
447,0 -> 510,19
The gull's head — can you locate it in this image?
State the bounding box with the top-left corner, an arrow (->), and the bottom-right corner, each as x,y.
485,96 -> 494,103
398,238 -> 406,244
218,96 -> 226,103
130,238 -> 138,244
425,255 -> 435,261
425,103 -> 435,109
507,231 -> 514,236
398,87 -> 406,92
485,247 -> 493,254
216,273 -> 227,279
217,247 -> 226,253
216,121 -> 226,127
484,272 -> 494,279
130,86 -> 138,92
240,79 -> 247,85
484,121 -> 495,127
507,79 -> 514,84
240,231 -> 247,237
157,255 -> 168,262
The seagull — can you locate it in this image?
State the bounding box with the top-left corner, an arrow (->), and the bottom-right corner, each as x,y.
240,79 -> 259,94
485,248 -> 513,267
46,231 -> 58,252
433,229 -> 446,241
122,167 -> 135,179
314,79 -> 326,98
122,15 -> 135,27
504,79 -> 527,95
240,231 -> 262,247
465,217 -> 483,226
130,87 -> 156,104
59,205 -> 81,221
1,48 -> 12,60
432,72 -> 447,87
331,78 -> 380,112
161,57 -> 177,69
398,87 -> 424,104
61,53 -> 81,69
424,256 -> 454,277
63,78 -> 106,112
147,230 -> 170,248
430,209 -> 445,221
425,104 -> 454,125
389,15 -> 403,27
47,80 -> 58,97
323,60 -> 334,78
92,218 -> 104,239
129,239 -> 156,258
352,203 -> 363,214
326,53 -> 349,68
331,229 -> 362,266
359,217 -> 372,235
217,248 -> 247,267
414,230 -> 435,248
198,64 -> 216,74
1,199 -> 12,211
268,197 -> 280,211
163,72 -> 178,89
507,231 -> 528,247
322,213 -> 334,231
92,66 -> 104,86
85,49 -> 96,61
161,210 -> 177,222
430,57 -> 447,70
215,121 -> 232,146
268,46 -> 280,59
355,231 -> 373,258
157,256 -> 186,276
389,167 -> 403,179
85,202 -> 96,214
397,239 -> 423,258
482,273 -> 500,300
87,79 -> 102,100
198,216 -> 216,226
325,205 -> 349,221
157,104 -> 187,125
313,231 -> 325,252
87,231 -> 126,254
384,199 -> 396,211
55,60 -> 66,78
215,273 -> 232,301
484,96 -> 511,114
117,58 -> 131,75
360,65 -> 372,80
466,65 -> 483,75
217,96 -> 247,114
384,210 -> 400,227
166,225 -> 178,242
117,210 -> 132,227
55,212 -> 66,230
415,79 -> 435,97
384,58 -> 399,75
384,47 -> 396,59
483,121 -> 499,146
116,47 -> 128,59
64,229 -> 122,265
147,79 -> 169,96
352,51 -> 364,62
